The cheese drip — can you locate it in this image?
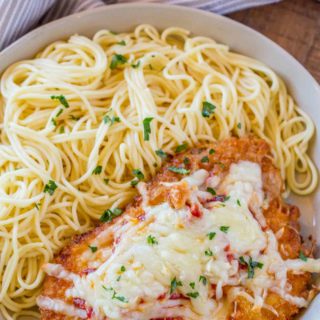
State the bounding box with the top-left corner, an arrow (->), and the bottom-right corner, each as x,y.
40,161 -> 320,319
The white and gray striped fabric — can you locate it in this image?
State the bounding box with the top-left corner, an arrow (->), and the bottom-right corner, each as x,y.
0,0 -> 280,51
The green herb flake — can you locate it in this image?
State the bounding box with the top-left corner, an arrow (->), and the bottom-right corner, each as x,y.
237,122 -> 242,129
175,142 -> 188,153
189,282 -> 195,289
170,277 -> 182,294
92,165 -> 102,175
103,114 -> 120,125
110,54 -> 128,69
220,226 -> 229,233
147,235 -> 158,245
104,178 -> 110,184
237,199 -> 241,206
116,275 -> 121,282
168,166 -> 190,175
132,169 -> 144,181
201,156 -> 209,163
117,40 -> 126,46
199,275 -> 207,285
59,126 -> 65,134
224,196 -> 230,202
44,180 -> 58,195
299,251 -> 308,262
113,295 -> 128,303
35,203 -> 41,210
131,179 -> 139,187
239,256 -> 264,279
51,118 -> 57,126
206,187 -> 216,196
186,292 -> 199,299
56,108 -> 63,117
207,232 -> 216,240
183,157 -> 190,165
149,64 -> 153,70
143,117 -> 154,141
51,95 -> 69,108
120,266 -> 126,272
205,249 -> 214,256
155,149 -> 167,159
202,101 -> 216,118
88,245 -> 97,253
100,208 -> 123,223
209,149 -> 215,155
131,60 -> 141,69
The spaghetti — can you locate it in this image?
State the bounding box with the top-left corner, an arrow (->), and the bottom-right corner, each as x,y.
0,25 -> 317,318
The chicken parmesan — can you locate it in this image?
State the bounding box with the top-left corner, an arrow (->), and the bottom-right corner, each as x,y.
38,137 -> 320,320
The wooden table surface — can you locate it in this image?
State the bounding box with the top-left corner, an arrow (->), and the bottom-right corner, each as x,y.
229,0 -> 320,83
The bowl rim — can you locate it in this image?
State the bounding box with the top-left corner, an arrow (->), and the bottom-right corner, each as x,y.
0,2 -> 319,92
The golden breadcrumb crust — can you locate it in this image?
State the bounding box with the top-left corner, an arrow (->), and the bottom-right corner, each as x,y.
40,137 -> 312,320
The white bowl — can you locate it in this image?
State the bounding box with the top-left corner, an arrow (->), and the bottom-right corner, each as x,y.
0,3 -> 319,319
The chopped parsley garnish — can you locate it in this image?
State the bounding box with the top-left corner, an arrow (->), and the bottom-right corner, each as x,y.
131,60 -> 141,68
224,195 -> 230,201
104,178 -> 109,184
155,149 -> 167,159
149,64 -> 153,70
168,166 -> 190,175
92,165 -> 102,175
103,286 -> 128,303
183,157 -> 190,165
175,142 -> 188,153
51,118 -> 57,126
116,275 -> 121,281
44,180 -> 58,195
215,162 -> 225,169
237,122 -> 242,129
103,114 -> 120,125
209,149 -> 215,155
143,117 -> 153,141
100,208 -> 123,222
202,101 -> 216,118
201,156 -> 209,163
110,54 -> 127,69
113,294 -> 128,302
206,187 -> 216,195
220,226 -> 230,233
147,235 -> 158,245
186,292 -> 199,299
207,232 -> 216,240
170,277 -> 182,294
299,251 -> 308,261
120,266 -> 126,272
239,256 -> 264,279
199,275 -> 207,285
117,40 -> 126,46
51,95 -> 69,108
132,169 -> 144,180
34,203 -> 41,210
59,126 -> 65,134
205,249 -> 214,256
130,179 -> 139,187
237,199 -> 241,206
189,282 -> 195,289
56,108 -> 63,117
88,245 -> 97,253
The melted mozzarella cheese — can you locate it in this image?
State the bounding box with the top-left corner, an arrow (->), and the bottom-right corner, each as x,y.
40,161 -> 320,319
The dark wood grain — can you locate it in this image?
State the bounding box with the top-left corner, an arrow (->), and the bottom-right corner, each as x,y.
228,0 -> 320,83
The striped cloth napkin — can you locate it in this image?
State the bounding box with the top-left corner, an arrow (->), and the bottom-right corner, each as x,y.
0,0 -> 280,51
